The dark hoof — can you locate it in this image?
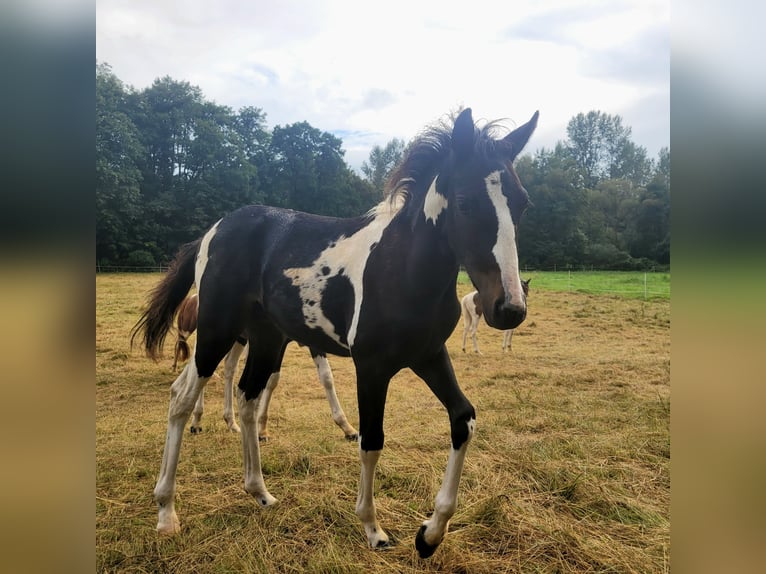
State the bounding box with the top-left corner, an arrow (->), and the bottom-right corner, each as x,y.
345,433 -> 359,442
415,525 -> 438,559
190,426 -> 202,435
258,435 -> 270,443
375,538 -> 391,549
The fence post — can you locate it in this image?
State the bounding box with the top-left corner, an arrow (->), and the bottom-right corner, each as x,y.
568,270 -> 571,292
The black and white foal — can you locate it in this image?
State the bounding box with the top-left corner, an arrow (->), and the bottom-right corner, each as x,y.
132,107 -> 537,558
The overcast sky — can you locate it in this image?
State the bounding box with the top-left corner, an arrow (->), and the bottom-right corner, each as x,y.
97,0 -> 669,172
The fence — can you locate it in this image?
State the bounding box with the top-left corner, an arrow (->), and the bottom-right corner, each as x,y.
97,265 -> 671,299
456,268 -> 670,299
96,264 -> 170,273
519,270 -> 671,299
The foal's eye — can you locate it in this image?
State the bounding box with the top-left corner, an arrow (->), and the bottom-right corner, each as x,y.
456,196 -> 475,215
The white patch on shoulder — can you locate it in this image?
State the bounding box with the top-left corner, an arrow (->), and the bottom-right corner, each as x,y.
195,220 -> 221,289
283,200 -> 402,348
423,177 -> 448,225
484,172 -> 524,304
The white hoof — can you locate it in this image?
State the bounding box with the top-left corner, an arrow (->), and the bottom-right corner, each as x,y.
256,492 -> 277,507
245,485 -> 277,507
156,507 -> 180,535
364,524 -> 390,549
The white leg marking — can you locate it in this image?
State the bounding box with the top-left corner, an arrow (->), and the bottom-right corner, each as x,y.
485,173 -> 525,305
238,388 -> 277,506
502,329 -> 513,352
255,371 -> 280,439
223,342 -> 246,433
421,418 -> 476,547
190,386 -> 205,432
471,315 -> 482,354
423,177 -> 448,224
356,444 -> 389,548
154,362 -> 210,534
313,354 -> 357,438
460,292 -> 472,352
283,199 -> 403,348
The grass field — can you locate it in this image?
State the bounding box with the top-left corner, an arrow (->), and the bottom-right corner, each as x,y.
459,271 -> 670,300
97,273 -> 670,573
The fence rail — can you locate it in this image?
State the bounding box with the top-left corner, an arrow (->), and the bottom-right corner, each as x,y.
96,264 -> 170,273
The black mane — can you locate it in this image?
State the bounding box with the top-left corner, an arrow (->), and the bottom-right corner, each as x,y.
385,113 -> 515,217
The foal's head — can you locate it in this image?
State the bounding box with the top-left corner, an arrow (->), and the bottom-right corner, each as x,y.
443,108 -> 538,330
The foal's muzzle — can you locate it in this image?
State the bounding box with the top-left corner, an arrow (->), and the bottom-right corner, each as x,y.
490,298 -> 526,330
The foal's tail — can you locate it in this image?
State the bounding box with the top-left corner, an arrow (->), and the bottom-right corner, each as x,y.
130,240 -> 200,361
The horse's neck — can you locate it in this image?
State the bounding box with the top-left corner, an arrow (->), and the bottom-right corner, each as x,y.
395,209 -> 460,294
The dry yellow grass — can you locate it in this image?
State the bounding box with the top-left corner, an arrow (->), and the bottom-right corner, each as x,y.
97,273 -> 670,573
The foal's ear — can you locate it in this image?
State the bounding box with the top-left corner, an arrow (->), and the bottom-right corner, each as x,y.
452,108 -> 475,161
503,110 -> 539,160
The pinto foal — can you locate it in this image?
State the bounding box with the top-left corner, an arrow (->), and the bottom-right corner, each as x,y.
132,108 -> 539,556
172,293 -> 358,440
461,278 -> 530,354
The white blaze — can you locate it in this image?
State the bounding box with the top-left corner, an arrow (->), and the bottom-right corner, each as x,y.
484,172 -> 524,305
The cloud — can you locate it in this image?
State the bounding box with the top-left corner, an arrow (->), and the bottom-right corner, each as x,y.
97,0 -> 670,173
359,88 -> 397,112
579,26 -> 669,86
621,91 -> 670,158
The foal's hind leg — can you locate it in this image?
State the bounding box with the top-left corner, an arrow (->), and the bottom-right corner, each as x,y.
411,345 -> 476,558
312,351 -> 358,440
154,362 -> 211,534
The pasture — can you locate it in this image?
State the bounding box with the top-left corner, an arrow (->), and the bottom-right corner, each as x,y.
97,273 -> 670,573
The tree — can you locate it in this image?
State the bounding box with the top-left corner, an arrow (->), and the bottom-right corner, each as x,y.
624,148 -> 670,264
96,63 -> 671,269
128,77 -> 261,258
361,138 -> 405,195
267,122 -> 378,217
565,111 -> 651,188
517,144 -> 588,268
96,62 -> 145,265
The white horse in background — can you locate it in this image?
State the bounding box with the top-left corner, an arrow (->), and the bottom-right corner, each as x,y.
461,278 -> 530,354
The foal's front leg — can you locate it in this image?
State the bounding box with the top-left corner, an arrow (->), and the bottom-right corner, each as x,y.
411,346 -> 476,558
353,364 -> 394,549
